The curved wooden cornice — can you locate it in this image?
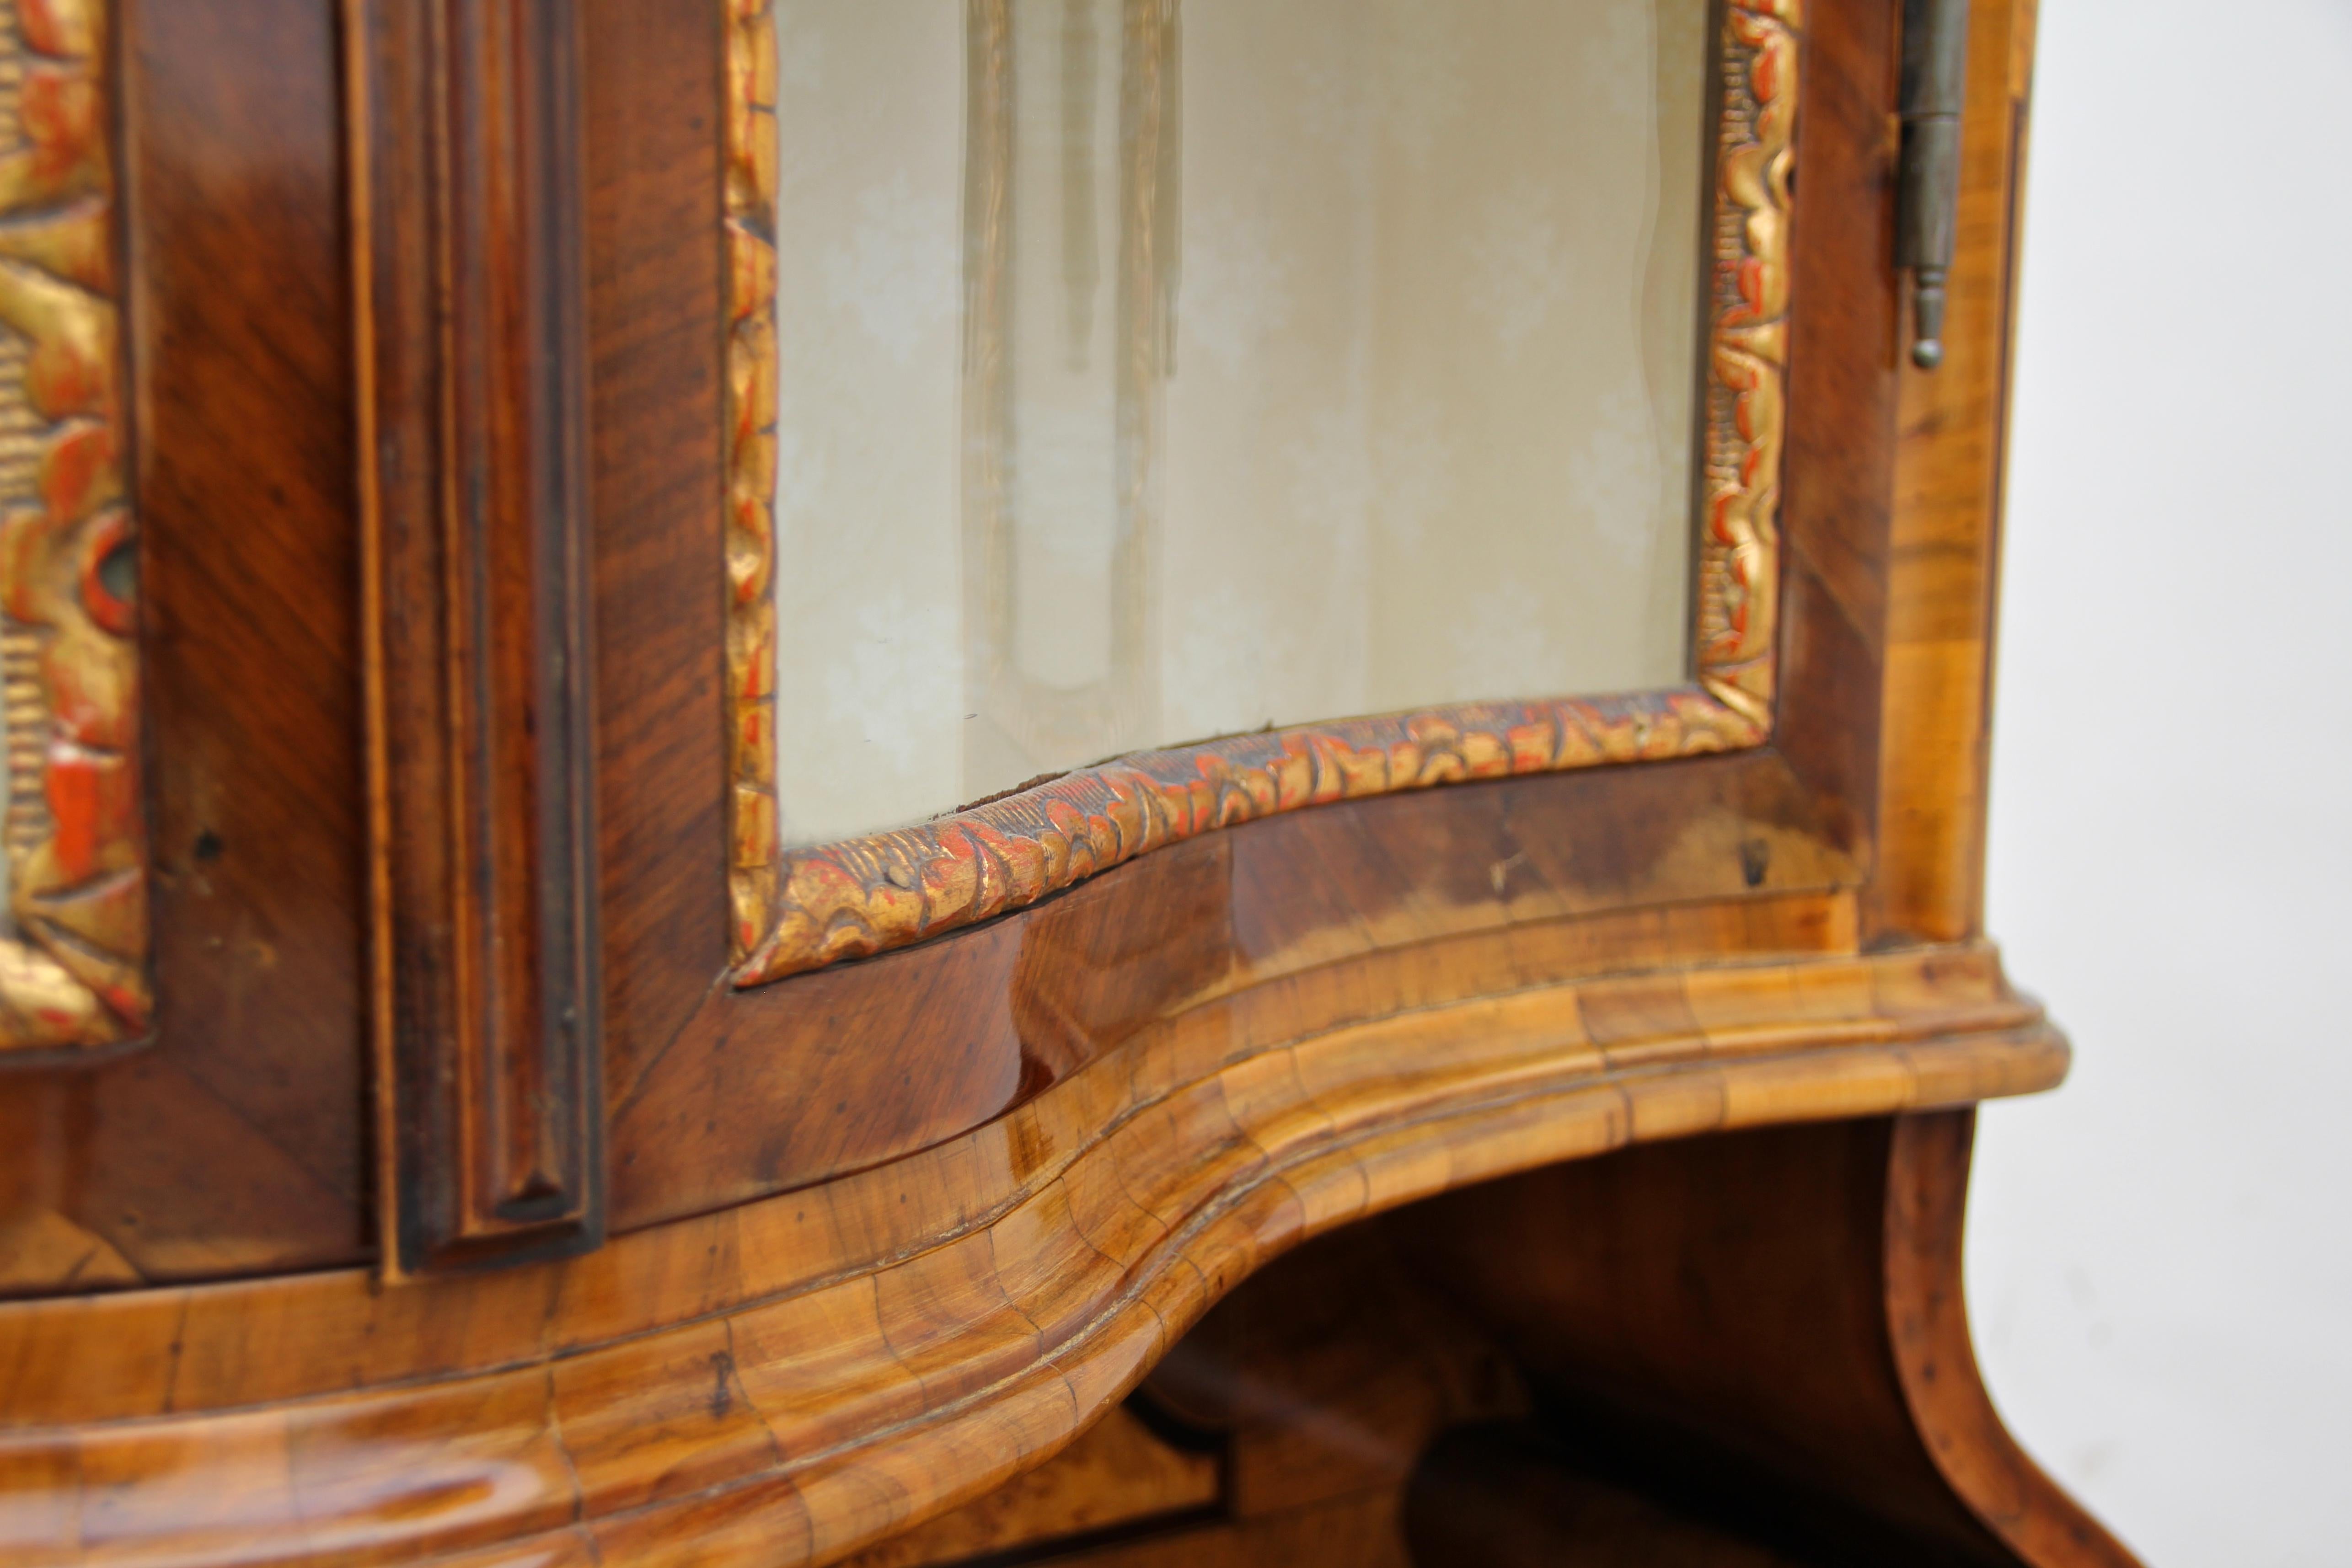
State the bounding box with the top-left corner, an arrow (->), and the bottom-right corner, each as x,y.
0,937 -> 2061,1566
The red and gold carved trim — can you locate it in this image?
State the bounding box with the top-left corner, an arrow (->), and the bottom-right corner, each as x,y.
725,0 -> 1800,985
1700,0 -> 1798,726
0,0 -> 148,1049
723,0 -> 780,968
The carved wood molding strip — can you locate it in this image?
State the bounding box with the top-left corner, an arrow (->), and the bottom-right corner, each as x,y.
0,0 -> 150,1051
351,0 -> 603,1269
725,0 -> 1804,984
0,940 -> 2063,1566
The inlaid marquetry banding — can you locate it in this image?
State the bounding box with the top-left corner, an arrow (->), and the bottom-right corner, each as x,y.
0,940 -> 2064,1568
725,0 -> 1802,984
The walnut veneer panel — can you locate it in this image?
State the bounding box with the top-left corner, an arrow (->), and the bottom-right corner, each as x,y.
0,0 -> 371,1293
0,3 -> 2138,1566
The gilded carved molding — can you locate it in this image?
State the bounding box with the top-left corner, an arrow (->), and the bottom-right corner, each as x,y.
724,0 -> 780,966
0,0 -> 148,1049
726,0 -> 1800,985
1700,0 -> 1798,726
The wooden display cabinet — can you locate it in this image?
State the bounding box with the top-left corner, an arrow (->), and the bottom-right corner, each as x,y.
0,0 -> 2140,1563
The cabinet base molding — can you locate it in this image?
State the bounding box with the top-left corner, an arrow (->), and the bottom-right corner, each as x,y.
0,941 -> 2067,1567
855,1114 -> 2140,1568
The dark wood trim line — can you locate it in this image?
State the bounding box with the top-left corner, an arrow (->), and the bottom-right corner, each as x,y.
351,0 -> 603,1272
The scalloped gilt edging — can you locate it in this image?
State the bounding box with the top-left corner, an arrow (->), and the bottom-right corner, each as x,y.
0,0 -> 150,1049
722,0 -> 1804,983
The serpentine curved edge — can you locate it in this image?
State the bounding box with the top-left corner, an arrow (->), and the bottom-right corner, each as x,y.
0,940 -> 2066,1568
725,0 -> 1801,982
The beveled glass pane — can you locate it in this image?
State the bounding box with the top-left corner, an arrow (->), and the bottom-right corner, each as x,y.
772,0 -> 1711,846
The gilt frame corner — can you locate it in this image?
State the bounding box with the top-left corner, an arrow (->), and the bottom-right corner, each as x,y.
721,0 -> 1800,987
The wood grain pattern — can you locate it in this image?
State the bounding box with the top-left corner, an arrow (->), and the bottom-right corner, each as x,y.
0,0 -> 375,1293
0,0 -> 2018,1291
1869,0 -> 2040,946
0,0 -> 148,1050
351,0 -> 604,1270
605,0 -> 1900,1232
1768,0 -> 1901,862
1886,1112 -> 2142,1568
0,2 -> 2127,1565
1391,1118 -> 2012,1560
0,942 -> 2061,1565
580,0 -> 730,1186
743,696 -> 1768,988
1382,1113 -> 2144,1567
832,1405 -> 1218,1568
727,0 -> 1800,985
729,1112 -> 2136,1568
610,759 -> 1864,1230
1145,1218 -> 1533,1530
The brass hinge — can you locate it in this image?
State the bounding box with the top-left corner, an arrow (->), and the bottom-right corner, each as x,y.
1897,0 -> 1970,369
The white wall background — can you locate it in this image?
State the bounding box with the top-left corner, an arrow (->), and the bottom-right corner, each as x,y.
1966,1 -> 2352,1563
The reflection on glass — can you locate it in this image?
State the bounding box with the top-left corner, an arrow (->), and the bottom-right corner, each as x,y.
773,0 -> 1711,846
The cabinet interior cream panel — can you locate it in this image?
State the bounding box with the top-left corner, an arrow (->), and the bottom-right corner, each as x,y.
771,1 -> 969,848
772,0 -> 1711,847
